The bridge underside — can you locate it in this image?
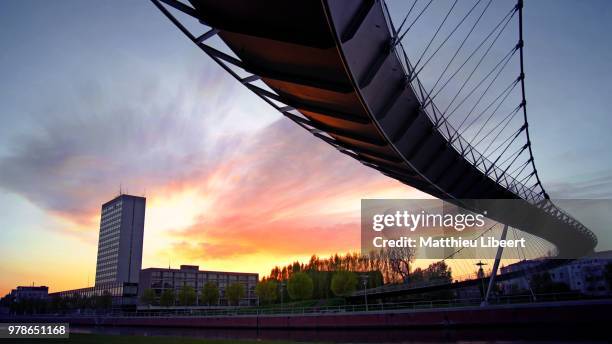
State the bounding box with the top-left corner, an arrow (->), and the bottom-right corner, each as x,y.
185,0 -> 595,257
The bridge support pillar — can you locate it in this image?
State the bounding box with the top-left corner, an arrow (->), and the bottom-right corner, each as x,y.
481,223 -> 509,306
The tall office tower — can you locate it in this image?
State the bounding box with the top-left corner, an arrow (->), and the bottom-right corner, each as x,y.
95,194 -> 146,285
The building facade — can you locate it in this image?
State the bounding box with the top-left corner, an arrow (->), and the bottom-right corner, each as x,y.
499,259 -> 544,292
49,282 -> 138,306
561,254 -> 611,295
139,265 -> 258,306
95,194 -> 146,285
10,286 -> 49,302
11,194 -> 146,308
500,251 -> 612,296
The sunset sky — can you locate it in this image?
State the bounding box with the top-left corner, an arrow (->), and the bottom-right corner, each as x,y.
1,0 -> 612,296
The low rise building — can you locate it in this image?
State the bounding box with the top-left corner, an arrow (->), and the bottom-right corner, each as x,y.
139,265 -> 258,306
563,252 -> 612,295
48,282 -> 139,306
499,259 -> 544,293
500,250 -> 612,296
10,286 -> 49,302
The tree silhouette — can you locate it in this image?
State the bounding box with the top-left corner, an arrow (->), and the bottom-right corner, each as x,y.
200,282 -> 219,306
95,292 -> 112,311
178,286 -> 196,306
159,289 -> 175,307
287,272 -> 313,300
226,282 -> 245,306
331,271 -> 358,297
255,279 -> 277,305
140,288 -> 156,306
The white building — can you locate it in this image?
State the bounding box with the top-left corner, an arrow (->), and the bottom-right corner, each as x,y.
95,194 -> 146,285
500,250 -> 612,296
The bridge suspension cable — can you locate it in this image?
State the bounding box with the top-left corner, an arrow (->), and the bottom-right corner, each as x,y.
391,0 -> 547,203
387,0 -> 571,279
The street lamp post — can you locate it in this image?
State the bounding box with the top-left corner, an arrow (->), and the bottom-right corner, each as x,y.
279,281 -> 285,312
360,274 -> 369,312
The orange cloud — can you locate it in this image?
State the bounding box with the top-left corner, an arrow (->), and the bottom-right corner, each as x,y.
140,119 -> 425,277
0,91 -> 424,292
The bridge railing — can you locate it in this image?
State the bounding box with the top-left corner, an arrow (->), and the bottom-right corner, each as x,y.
100,291 -> 594,318
352,271 -> 490,297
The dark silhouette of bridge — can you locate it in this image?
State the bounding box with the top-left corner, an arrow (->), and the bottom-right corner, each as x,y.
151,0 -> 598,296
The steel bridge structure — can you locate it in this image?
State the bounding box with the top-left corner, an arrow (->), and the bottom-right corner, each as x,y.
151,0 -> 596,262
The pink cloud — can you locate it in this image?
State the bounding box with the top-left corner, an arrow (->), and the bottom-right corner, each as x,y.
157,119 -> 417,263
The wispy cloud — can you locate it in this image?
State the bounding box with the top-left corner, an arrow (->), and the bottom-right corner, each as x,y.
547,169 -> 612,199
0,58 -> 420,279
0,62 -> 265,234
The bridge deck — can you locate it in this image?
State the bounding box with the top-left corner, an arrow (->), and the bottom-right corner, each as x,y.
181,0 -> 595,257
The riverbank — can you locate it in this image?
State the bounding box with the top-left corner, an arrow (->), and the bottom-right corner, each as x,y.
4,299 -> 612,330
34,334 -> 301,344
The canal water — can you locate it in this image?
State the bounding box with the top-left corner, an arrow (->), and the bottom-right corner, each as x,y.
71,325 -> 608,343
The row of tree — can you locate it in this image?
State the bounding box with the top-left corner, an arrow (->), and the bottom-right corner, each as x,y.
140,282 -> 246,307
140,270 -> 381,306
267,249 -> 417,284
254,270 -> 366,305
1,293 -> 113,315
259,250 -> 454,303
267,248 -> 451,287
